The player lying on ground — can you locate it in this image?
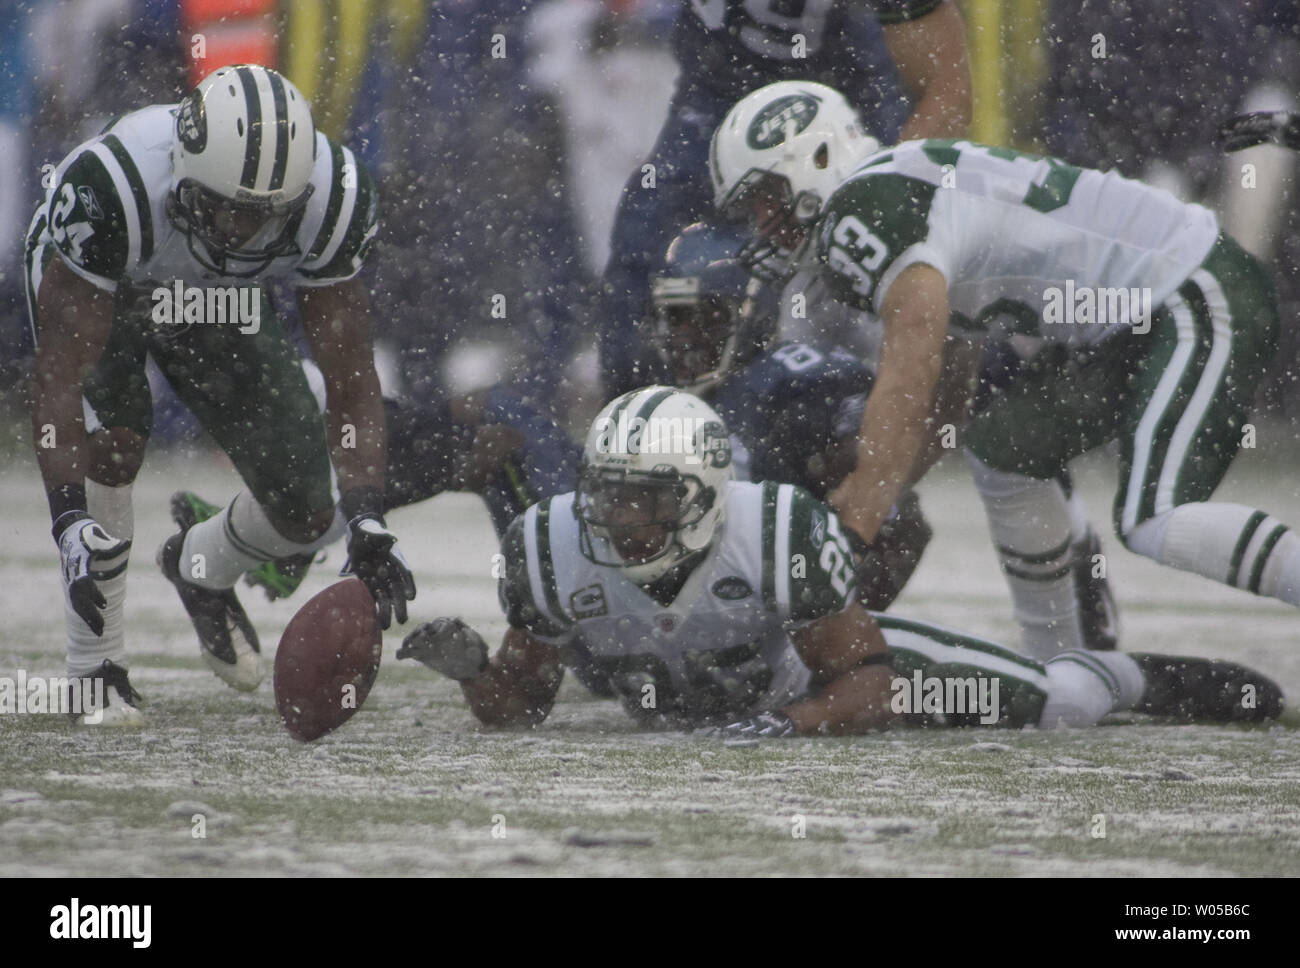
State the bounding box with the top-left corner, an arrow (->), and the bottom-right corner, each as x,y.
397,389 -> 1283,735
28,65 -> 414,723
711,80 -> 1300,659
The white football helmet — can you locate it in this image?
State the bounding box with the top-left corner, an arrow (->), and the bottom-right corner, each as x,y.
575,386 -> 735,584
709,81 -> 879,280
169,64 -> 317,276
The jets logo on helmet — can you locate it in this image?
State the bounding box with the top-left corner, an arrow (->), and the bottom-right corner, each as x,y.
575,387 -> 735,584
168,64 -> 317,276
698,420 -> 732,469
747,94 -> 821,150
710,81 -> 880,282
176,89 -> 207,152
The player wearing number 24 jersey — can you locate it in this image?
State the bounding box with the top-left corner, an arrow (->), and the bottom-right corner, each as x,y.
27,65 -> 414,723
712,80 -> 1300,658
397,388 -> 1284,734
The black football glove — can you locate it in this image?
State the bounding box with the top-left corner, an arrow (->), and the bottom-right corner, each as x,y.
708,711 -> 798,739
851,491 -> 933,611
340,513 -> 416,630
54,511 -> 131,637
396,617 -> 489,681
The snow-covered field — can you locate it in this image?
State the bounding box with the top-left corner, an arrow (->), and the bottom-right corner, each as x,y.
2,437 -> 1299,877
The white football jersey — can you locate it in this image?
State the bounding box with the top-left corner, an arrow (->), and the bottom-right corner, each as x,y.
26,103 -> 376,295
499,480 -> 858,725
817,139 -> 1220,346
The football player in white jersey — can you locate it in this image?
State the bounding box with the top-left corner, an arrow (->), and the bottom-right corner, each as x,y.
398,388 -> 1282,734
710,80 -> 1300,659
27,65 -> 415,723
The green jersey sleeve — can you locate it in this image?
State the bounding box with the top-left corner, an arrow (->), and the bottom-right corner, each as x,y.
759,481 -> 858,624
45,147 -> 138,290
296,139 -> 379,286
497,507 -> 574,643
816,171 -> 940,314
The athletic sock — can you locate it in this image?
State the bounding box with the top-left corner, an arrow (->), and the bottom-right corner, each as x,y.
66,481 -> 133,678
1124,502 -> 1300,605
1039,650 -> 1145,727
180,491 -> 335,590
967,453 -> 1084,658
1064,484 -> 1091,545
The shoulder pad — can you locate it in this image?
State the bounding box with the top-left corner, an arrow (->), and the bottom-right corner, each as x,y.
498,506 -> 572,641
46,138 -> 153,288
297,137 -> 379,285
760,482 -> 857,622
818,171 -> 936,311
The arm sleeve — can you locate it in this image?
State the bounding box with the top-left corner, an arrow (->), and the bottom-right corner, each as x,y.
497,511 -> 575,644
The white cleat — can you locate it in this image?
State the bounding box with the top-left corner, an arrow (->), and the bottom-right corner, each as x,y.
70,660 -> 146,727
198,632 -> 264,693
158,525 -> 264,693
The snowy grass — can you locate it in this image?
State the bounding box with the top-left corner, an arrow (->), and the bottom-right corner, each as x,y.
2,437 -> 1299,877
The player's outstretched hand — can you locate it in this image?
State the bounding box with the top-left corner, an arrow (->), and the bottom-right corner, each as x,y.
54,512 -> 131,636
397,617 -> 488,681
341,514 -> 416,629
707,711 -> 797,739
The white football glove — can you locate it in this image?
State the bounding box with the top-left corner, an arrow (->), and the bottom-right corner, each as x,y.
54,512 -> 131,636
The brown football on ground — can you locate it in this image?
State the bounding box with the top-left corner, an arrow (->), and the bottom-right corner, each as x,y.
274,578 -> 382,742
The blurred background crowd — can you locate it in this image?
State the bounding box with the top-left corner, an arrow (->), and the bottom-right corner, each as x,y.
1,0 -> 1299,444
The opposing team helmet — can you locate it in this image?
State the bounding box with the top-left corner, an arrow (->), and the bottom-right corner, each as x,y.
576,387 -> 735,583
169,64 -> 317,276
709,81 -> 879,280
650,221 -> 771,393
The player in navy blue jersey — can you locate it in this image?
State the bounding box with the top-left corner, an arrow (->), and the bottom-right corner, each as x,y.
381,387 -> 581,540
600,0 -> 971,399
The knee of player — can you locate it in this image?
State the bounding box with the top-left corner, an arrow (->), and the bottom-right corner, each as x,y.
1114,509 -> 1172,558
88,426 -> 148,485
270,505 -> 335,544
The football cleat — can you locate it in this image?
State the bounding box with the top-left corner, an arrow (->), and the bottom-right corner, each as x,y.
174,490 -> 314,601
705,711 -> 798,738
173,489 -> 221,524
69,659 -> 145,727
1131,654 -> 1285,723
1073,529 -> 1118,651
159,493 -> 263,691
244,551 -> 315,602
